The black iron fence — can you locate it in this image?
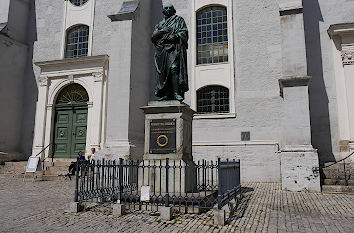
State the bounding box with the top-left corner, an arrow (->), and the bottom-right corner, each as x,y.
74,158 -> 241,212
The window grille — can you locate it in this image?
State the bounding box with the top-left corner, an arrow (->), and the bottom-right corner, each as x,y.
197,6 -> 228,65
69,0 -> 88,6
65,25 -> 89,58
56,84 -> 89,105
197,86 -> 229,114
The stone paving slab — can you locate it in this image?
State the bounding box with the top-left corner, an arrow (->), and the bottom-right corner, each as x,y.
0,176 -> 353,232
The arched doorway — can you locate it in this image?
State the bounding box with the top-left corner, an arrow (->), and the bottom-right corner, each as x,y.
53,84 -> 89,158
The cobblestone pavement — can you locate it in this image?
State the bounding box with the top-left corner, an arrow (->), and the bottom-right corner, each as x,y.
0,175 -> 353,233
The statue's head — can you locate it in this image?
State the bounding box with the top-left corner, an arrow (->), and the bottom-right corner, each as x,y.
163,3 -> 176,17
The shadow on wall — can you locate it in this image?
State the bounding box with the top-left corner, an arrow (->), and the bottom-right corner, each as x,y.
303,0 -> 335,163
20,0 -> 38,158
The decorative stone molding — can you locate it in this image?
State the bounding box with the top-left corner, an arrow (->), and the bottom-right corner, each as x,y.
46,104 -> 53,110
108,1 -> 139,21
279,1 -> 303,16
341,50 -> 354,65
38,75 -> 48,86
278,76 -> 312,97
67,74 -> 74,83
92,71 -> 105,82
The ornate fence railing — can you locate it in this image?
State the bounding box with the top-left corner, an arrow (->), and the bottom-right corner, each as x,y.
74,158 -> 241,212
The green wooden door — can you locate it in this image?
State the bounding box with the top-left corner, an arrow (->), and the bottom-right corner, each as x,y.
53,108 -> 88,158
53,84 -> 89,158
71,109 -> 88,156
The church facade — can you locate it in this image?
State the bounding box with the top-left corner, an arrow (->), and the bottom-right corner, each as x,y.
2,0 -> 354,191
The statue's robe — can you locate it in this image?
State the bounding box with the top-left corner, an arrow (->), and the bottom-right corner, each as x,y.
152,15 -> 189,98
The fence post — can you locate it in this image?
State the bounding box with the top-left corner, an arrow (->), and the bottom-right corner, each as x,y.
217,158 -> 221,209
101,158 -> 105,201
165,158 -> 169,207
118,158 -> 123,203
74,157 -> 80,202
112,160 -> 116,201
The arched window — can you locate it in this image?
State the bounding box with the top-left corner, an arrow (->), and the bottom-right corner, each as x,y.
65,25 -> 89,58
197,6 -> 228,65
69,0 -> 89,6
197,86 -> 229,114
56,84 -> 89,105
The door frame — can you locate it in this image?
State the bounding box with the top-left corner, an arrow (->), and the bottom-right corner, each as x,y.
31,55 -> 108,160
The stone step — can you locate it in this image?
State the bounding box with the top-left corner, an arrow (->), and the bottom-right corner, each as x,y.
44,165 -> 70,173
322,185 -> 354,194
0,161 -> 28,174
322,173 -> 354,180
322,179 -> 354,186
42,159 -> 75,177
323,162 -> 353,169
48,159 -> 76,167
321,165 -> 353,179
41,174 -> 72,181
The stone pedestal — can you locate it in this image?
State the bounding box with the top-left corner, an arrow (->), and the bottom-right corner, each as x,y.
279,77 -> 321,192
141,101 -> 195,161
280,146 -> 320,192
140,101 -> 196,194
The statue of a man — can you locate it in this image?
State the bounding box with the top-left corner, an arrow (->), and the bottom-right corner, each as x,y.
152,3 -> 189,101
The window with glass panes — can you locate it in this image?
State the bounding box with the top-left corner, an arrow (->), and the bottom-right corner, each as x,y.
197,6 -> 228,65
197,86 -> 229,114
69,0 -> 88,6
65,25 -> 89,58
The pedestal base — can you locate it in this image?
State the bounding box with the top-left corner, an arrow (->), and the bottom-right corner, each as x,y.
139,159 -> 196,194
280,146 -> 321,192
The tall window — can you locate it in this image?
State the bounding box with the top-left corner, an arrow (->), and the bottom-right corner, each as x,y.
65,25 -> 89,58
69,0 -> 88,6
197,6 -> 228,65
197,86 -> 229,114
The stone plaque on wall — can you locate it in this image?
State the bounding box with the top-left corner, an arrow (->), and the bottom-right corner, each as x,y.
149,119 -> 176,154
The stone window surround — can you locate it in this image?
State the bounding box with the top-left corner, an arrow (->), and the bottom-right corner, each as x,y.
328,23 -> 354,155
69,0 -> 89,7
191,0 -> 236,119
32,55 -> 109,160
60,0 -> 96,59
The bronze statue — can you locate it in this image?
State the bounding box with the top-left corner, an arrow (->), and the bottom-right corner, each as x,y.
152,3 -> 189,101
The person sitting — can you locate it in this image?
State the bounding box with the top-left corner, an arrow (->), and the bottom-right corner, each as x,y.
66,151 -> 85,180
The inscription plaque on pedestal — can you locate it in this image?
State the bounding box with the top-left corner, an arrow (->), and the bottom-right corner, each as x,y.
149,119 -> 176,154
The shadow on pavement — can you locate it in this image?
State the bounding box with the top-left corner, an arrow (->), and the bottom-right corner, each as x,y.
226,186 -> 254,223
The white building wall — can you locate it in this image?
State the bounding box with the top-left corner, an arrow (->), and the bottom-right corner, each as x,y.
33,0 -> 65,76
303,0 -> 354,162
164,0 -> 284,181
0,0 -> 10,23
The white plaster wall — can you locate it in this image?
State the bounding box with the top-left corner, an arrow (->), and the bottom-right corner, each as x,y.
161,0 -> 285,181
193,144 -> 281,182
92,0 -> 132,157
0,0 -> 10,23
280,13 -> 307,76
303,0 -> 354,162
33,0 -> 64,65
282,86 -> 311,146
